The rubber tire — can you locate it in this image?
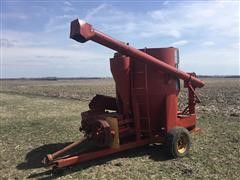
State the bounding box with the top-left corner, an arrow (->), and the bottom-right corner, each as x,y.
165,126 -> 191,158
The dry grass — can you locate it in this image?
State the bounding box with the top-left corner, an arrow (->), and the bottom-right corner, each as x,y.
0,78 -> 239,179
0,79 -> 115,101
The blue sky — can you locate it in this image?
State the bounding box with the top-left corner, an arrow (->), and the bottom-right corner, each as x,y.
1,0 -> 239,78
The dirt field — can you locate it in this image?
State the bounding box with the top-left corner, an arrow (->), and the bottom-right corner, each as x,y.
0,78 -> 239,179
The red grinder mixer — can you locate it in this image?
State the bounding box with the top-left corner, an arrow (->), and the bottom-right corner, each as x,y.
43,19 -> 204,169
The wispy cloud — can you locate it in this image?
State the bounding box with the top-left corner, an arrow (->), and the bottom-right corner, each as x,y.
64,1 -> 72,6
0,38 -> 15,47
85,4 -> 107,21
63,6 -> 75,12
2,30 -> 55,47
201,41 -> 215,46
63,1 -> 75,12
2,12 -> 28,20
181,48 -> 239,75
3,46 -> 108,61
2,46 -> 112,77
171,40 -> 189,46
2,1 -> 239,77
44,14 -> 77,33
81,1 -> 238,41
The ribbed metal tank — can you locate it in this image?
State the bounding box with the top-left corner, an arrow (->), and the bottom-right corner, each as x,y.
110,47 -> 180,135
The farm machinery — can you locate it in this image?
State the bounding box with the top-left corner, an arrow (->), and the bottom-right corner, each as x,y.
43,19 -> 204,168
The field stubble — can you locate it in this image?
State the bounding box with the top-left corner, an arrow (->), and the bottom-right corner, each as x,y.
0,78 -> 239,179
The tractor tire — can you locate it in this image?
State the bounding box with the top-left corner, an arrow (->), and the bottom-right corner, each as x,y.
165,126 -> 191,158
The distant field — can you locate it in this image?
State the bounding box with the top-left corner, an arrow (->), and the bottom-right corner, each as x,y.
0,79 -> 115,101
0,78 -> 239,179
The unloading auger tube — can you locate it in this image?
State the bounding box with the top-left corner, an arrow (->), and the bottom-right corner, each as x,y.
70,19 -> 205,88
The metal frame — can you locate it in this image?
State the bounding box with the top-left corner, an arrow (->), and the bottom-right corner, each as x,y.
42,19 -> 205,168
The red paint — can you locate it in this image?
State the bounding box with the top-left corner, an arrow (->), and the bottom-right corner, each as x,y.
110,55 -> 131,117
43,19 -> 205,168
70,19 -> 204,88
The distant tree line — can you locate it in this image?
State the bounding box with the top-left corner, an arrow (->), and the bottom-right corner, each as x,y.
0,75 -> 239,80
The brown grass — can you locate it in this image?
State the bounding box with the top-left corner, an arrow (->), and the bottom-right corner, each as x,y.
0,78 -> 239,179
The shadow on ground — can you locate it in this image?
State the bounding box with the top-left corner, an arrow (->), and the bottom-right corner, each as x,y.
17,142 -> 171,179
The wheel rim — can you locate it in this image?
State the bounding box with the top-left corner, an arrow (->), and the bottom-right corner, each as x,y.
177,135 -> 188,154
